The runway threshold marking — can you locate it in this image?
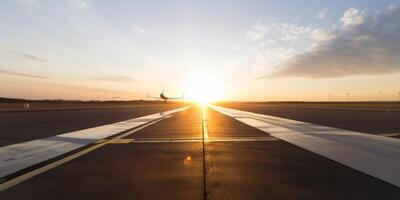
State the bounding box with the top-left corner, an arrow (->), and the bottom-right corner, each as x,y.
0,107 -> 188,191
210,105 -> 400,187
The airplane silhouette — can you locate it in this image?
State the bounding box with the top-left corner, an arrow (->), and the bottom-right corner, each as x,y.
147,87 -> 184,103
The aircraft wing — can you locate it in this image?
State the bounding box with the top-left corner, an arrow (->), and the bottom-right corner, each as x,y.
166,94 -> 185,99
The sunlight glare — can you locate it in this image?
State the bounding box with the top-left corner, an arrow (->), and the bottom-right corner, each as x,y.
185,70 -> 224,103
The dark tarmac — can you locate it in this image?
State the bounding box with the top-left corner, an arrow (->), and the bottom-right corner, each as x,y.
218,103 -> 400,135
0,104 -> 183,147
1,105 -> 400,200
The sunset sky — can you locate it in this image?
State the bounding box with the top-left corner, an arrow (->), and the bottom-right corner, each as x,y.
1,0 -> 400,101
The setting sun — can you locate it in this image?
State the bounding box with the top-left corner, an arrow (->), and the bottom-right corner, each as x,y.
184,70 -> 224,103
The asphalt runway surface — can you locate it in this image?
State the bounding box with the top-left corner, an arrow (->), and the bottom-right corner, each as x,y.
0,104 -> 183,147
1,105 -> 400,200
218,103 -> 400,135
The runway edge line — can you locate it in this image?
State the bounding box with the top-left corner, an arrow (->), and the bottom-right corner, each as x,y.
209,104 -> 400,188
0,107 -> 189,191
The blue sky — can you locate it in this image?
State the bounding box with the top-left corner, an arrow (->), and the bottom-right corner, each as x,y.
1,0 -> 400,101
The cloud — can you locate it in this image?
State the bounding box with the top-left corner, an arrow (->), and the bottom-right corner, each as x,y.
247,22 -> 267,41
253,47 -> 295,73
247,21 -> 313,43
18,53 -> 46,62
388,4 -> 398,11
0,69 -> 48,79
69,0 -> 89,9
91,75 -> 135,83
264,6 -> 400,79
318,9 -> 327,19
278,23 -> 313,42
130,26 -> 146,33
310,29 -> 336,41
340,8 -> 365,28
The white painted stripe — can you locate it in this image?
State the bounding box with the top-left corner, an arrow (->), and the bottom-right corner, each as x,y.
378,133 -> 400,137
202,105 -> 209,140
210,105 -> 400,187
0,106 -> 189,179
0,117 -> 166,191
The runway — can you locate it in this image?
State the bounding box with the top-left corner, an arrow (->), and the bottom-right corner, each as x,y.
1,104 -> 400,199
217,103 -> 400,135
0,104 -> 184,147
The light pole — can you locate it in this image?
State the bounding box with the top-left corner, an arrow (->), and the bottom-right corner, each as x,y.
346,93 -> 350,102
379,91 -> 382,102
329,93 -> 332,101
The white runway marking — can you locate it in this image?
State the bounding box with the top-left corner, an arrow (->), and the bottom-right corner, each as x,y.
210,105 -> 400,187
378,133 -> 400,137
0,117 -> 168,191
202,105 -> 209,141
0,107 -> 189,180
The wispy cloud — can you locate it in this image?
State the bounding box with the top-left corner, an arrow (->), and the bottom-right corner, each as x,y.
318,9 -> 327,19
130,26 -> 146,34
247,21 -> 314,43
264,6 -> 400,79
91,75 -> 135,83
310,29 -> 336,41
340,8 -> 365,28
247,22 -> 267,41
18,53 -> 46,62
0,69 -> 48,79
278,23 -> 313,42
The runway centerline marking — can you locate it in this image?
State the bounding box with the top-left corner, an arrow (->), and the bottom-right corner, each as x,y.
210,105 -> 400,187
0,107 -> 188,191
201,105 -> 208,200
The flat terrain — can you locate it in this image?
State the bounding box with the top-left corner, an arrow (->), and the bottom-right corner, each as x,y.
0,101 -> 171,112
222,102 -> 400,110
1,105 -> 400,200
218,102 -> 400,135
0,104 -> 184,147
